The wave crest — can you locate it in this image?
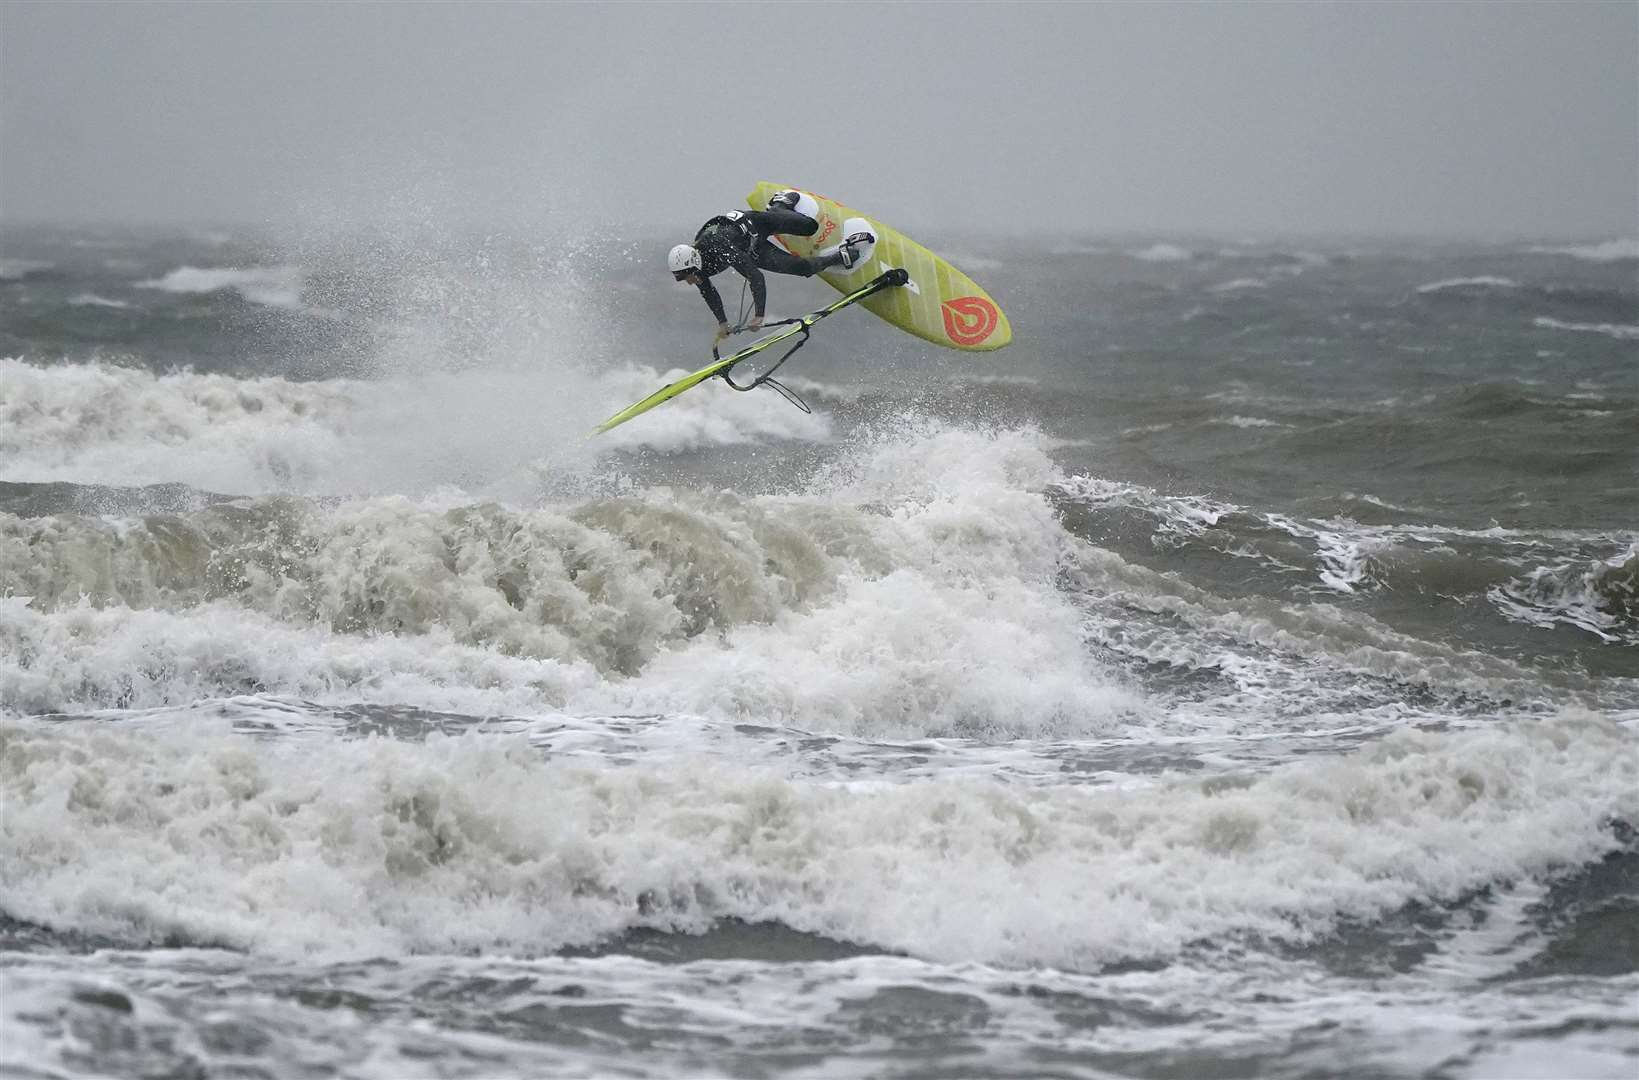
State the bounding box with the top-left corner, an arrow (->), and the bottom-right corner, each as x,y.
136,265 -> 305,309
0,713 -> 1630,966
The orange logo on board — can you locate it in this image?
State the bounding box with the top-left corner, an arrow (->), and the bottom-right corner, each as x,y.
941,296 -> 1000,346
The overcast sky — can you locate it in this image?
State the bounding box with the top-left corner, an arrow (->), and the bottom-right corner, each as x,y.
2,1 -> 1634,238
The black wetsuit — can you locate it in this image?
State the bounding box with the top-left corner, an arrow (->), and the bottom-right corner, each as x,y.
690,208 -> 825,324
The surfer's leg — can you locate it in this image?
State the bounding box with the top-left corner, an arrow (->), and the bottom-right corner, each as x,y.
766,189 -> 823,222
754,208 -> 819,238
754,240 -> 830,278
821,221 -> 877,270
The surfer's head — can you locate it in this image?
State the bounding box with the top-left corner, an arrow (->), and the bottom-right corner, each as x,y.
668,244 -> 702,283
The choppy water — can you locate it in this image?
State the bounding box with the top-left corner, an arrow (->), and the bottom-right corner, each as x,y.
1,224 -> 1636,1079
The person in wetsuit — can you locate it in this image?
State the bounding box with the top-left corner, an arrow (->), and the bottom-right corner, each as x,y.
668,190 -> 872,344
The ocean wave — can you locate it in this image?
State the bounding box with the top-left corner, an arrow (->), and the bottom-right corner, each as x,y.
0,599 -> 596,718
949,372 -> 1041,388
0,493 -> 799,679
1415,276 -> 1521,294
0,358 -> 362,493
1,428 -> 1131,738
0,259 -> 54,282
1127,243 -> 1193,263
1436,380 -> 1639,421
1532,317 -> 1639,341
66,293 -> 134,310
1208,277 -> 1269,293
136,265 -> 305,309
0,712 -> 1630,967
1411,279 -> 1636,322
1212,246 -> 1329,268
1215,415 -> 1285,429
0,359 -> 836,494
1526,238 -> 1639,262
1059,476 -> 1402,595
1051,474 -> 1639,671
1489,545 -> 1639,645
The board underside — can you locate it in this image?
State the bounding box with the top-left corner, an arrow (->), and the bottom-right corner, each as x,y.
748,182 -> 1012,352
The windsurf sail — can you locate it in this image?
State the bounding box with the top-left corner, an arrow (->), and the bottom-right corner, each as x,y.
593,269 -> 908,435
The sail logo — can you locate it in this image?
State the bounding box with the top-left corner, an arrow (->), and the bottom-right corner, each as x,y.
813,217 -> 837,247
941,296 -> 999,346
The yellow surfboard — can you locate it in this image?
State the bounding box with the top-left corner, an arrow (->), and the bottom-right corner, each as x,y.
748,182 -> 1012,351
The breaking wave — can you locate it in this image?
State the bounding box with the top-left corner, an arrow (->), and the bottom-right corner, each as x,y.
0,712 -> 1631,967
1490,545 -> 1639,645
0,428 -> 1135,738
1416,276 -> 1521,294
136,265 -> 306,309
1527,238 -> 1639,262
0,357 -> 833,497
1127,243 -> 1193,263
1533,317 -> 1639,341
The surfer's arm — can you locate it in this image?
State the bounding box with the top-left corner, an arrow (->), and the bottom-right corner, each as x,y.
734,263 -> 768,318
695,276 -> 728,326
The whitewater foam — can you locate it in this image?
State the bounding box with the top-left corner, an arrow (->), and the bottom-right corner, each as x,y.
1216,415 -> 1286,429
0,358 -> 847,496
1526,238 -> 1639,262
1209,277 -> 1269,293
1416,276 -> 1521,294
5,946 -> 1635,1080
0,357 -> 361,493
136,265 -> 307,309
6,221 -> 1636,1080
0,259 -> 53,281
1489,544 -> 1639,645
0,598 -> 599,718
1,712 -> 1630,969
2,427 -> 1140,737
1054,480 -> 1621,711
1128,243 -> 1193,263
66,293 -> 134,310
1532,317 -> 1639,341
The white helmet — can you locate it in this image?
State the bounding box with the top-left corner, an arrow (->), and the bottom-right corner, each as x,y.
668,244 -> 702,278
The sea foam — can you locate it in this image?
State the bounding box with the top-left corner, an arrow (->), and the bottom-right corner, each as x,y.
1526,238 -> 1639,262
0,712 -> 1630,968
136,265 -> 306,309
1532,317 -> 1639,341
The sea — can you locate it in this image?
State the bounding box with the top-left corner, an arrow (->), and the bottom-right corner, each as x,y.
1,221 -> 1635,1079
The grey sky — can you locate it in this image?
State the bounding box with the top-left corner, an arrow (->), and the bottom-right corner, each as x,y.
2,1 -> 1634,238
